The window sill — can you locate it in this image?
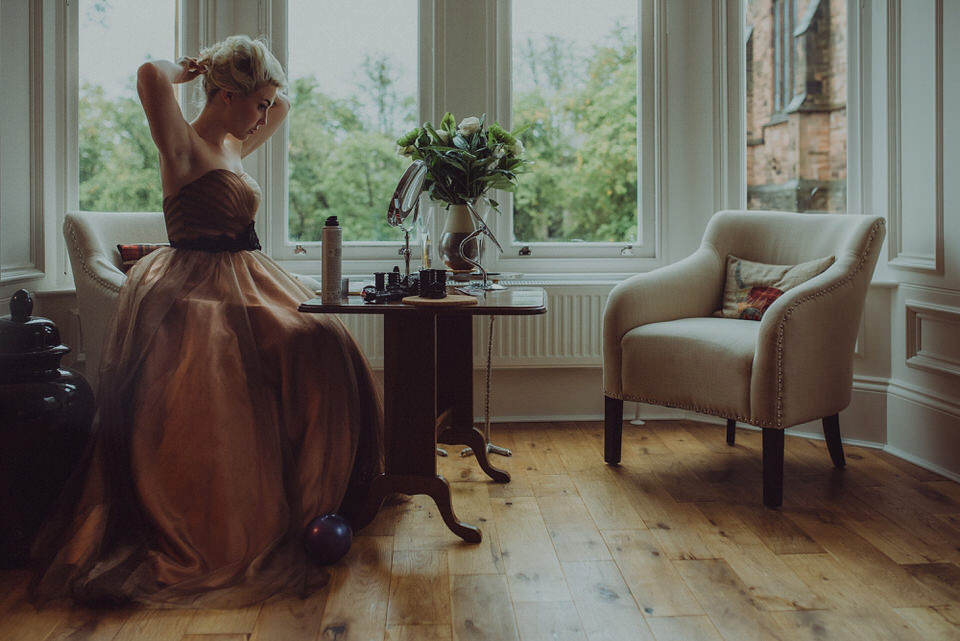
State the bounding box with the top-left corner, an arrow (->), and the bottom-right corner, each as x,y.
319,272 -> 631,290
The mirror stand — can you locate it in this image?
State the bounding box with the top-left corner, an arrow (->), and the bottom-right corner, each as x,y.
399,224 -> 412,280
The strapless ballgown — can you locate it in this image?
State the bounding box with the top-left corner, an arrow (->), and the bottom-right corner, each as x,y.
32,169 -> 383,607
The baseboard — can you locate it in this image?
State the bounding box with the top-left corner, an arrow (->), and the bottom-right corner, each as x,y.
482,373 -> 891,445
628,384 -> 889,446
885,381 -> 960,479
883,444 -> 960,484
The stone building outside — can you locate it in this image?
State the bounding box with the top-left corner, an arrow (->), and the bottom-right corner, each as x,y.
746,0 -> 847,212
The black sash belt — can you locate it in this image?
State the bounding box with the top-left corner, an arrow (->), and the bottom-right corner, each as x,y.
170,222 -> 261,252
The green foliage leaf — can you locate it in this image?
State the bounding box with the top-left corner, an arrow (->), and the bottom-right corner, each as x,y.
512,23 -> 638,243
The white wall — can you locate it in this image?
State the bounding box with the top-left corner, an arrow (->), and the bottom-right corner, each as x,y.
865,0 -> 960,479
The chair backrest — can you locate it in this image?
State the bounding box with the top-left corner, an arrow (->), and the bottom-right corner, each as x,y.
702,210 -> 883,272
63,211 -> 167,391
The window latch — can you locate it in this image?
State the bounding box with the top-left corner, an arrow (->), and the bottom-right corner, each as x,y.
519,245 -> 532,256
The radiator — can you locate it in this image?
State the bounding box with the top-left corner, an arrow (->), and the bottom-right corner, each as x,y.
337,284 -> 612,369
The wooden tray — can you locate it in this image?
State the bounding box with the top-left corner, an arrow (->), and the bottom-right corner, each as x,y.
402,294 -> 478,307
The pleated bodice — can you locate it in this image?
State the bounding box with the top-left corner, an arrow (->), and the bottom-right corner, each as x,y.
162,169 -> 260,242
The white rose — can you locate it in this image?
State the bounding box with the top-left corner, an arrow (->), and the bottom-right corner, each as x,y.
510,138 -> 525,157
457,116 -> 481,136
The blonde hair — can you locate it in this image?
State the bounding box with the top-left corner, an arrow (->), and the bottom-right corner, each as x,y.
196,35 -> 286,101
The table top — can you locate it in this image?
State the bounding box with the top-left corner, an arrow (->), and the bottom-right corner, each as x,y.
299,286 -> 547,316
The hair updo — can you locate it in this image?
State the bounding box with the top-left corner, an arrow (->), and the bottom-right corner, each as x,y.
196,35 -> 286,101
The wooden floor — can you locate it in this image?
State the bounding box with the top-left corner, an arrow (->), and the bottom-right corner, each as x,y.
3,420 -> 960,641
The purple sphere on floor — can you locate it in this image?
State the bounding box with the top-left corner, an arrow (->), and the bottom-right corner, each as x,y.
303,514 -> 353,565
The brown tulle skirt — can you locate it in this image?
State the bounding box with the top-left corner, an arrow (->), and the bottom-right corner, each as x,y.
31,247 -> 383,607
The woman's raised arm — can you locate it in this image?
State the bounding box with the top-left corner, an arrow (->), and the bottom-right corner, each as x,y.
136,58 -> 201,168
239,93 -> 291,158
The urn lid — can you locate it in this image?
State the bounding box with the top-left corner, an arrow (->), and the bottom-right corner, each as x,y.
0,290 -> 69,376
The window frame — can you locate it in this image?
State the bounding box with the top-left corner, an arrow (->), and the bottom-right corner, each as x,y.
0,0 -> 46,290
267,0 -> 662,277
265,0 -> 435,276
486,0 -> 660,275
59,0 -> 871,281
772,0 -> 795,113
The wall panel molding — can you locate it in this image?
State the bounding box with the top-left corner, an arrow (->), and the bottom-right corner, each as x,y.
886,0 -> 944,273
904,299 -> 960,378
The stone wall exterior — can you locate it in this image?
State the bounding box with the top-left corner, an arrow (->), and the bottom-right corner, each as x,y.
745,0 -> 847,212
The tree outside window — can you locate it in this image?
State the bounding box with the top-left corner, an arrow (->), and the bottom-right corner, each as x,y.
78,0 -> 175,212
78,1 -> 646,250
511,0 -> 639,244
285,1 -> 417,244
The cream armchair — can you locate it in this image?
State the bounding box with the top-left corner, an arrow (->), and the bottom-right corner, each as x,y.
64,211 -> 168,392
603,210 -> 885,507
64,211 -> 321,393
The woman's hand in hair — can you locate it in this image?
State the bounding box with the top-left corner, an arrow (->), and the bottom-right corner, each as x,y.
174,57 -> 207,84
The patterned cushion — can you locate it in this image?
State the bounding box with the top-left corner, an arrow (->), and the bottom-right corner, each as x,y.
721,254 -> 835,320
117,243 -> 168,272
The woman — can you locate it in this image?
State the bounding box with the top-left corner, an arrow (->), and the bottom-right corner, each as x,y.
33,35 -> 383,607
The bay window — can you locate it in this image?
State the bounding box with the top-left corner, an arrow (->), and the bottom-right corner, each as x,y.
60,1 -> 668,278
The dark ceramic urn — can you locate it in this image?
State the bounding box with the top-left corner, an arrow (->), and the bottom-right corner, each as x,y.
0,289 -> 94,568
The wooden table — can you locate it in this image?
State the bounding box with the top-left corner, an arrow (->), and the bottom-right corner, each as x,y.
300,287 -> 547,542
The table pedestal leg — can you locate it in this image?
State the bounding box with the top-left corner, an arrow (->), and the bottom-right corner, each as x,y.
360,311 -> 484,543
438,425 -> 510,483
348,473 -> 481,543
436,314 -> 511,483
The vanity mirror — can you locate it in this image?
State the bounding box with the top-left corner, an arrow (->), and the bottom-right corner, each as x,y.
387,159 -> 428,280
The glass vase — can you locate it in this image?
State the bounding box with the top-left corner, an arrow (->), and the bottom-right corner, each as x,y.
439,203 -> 479,273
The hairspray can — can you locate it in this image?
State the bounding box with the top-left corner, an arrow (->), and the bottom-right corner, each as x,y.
321,216 -> 342,304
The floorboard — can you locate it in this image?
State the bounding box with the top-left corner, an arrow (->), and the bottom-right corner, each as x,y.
2,420 -> 959,641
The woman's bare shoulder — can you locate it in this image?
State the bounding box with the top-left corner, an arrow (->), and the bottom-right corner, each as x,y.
161,130 -> 244,198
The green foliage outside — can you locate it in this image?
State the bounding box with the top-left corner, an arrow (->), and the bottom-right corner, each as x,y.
78,26 -> 638,244
513,25 -> 638,243
79,82 -> 163,212
286,74 -> 414,242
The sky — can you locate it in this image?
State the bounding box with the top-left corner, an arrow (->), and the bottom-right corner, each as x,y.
79,0 -> 176,95
287,0 -> 418,101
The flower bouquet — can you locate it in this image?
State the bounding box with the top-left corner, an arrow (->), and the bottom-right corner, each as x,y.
396,113 -> 528,282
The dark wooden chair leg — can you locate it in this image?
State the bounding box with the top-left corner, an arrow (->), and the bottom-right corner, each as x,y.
604,396 -> 623,465
726,419 -> 736,445
821,413 -> 846,468
762,428 -> 784,508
